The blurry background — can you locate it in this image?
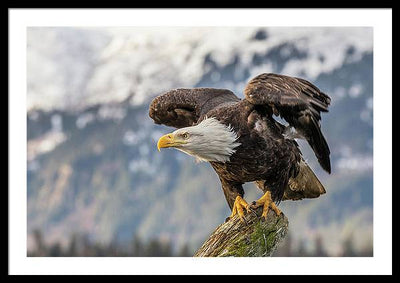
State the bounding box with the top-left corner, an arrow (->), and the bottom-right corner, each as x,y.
27,26 -> 373,257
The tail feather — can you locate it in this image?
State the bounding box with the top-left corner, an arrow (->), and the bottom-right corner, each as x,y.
283,159 -> 326,201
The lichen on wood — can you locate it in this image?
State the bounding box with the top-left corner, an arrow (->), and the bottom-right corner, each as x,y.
194,207 -> 289,257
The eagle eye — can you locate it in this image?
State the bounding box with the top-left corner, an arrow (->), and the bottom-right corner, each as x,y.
181,132 -> 189,139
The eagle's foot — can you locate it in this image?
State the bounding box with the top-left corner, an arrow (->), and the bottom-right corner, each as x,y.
251,191 -> 281,220
226,196 -> 251,223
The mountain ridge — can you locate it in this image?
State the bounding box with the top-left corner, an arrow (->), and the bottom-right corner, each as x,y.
27,27 -> 373,256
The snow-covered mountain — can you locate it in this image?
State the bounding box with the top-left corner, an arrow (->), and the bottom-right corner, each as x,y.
27,26 -> 372,110
27,26 -> 373,256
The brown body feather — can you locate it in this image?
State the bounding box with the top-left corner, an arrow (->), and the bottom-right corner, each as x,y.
149,73 -> 331,209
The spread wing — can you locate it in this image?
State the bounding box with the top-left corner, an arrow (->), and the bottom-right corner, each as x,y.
244,73 -> 331,173
149,88 -> 240,128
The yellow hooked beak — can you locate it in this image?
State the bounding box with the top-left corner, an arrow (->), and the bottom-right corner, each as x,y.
157,133 -> 174,151
157,133 -> 188,151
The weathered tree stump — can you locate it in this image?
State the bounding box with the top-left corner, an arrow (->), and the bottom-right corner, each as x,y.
194,207 -> 288,257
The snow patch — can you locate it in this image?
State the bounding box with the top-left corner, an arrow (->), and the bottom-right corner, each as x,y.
27,27 -> 372,112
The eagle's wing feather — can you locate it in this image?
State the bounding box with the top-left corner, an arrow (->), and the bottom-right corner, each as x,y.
149,88 -> 240,128
244,73 -> 331,173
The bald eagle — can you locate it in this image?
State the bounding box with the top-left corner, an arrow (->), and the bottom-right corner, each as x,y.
149,73 -> 331,221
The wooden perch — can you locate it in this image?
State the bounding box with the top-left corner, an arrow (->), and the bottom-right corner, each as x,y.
194,207 -> 289,257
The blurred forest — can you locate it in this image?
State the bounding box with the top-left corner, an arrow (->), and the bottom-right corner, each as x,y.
28,229 -> 372,257
28,229 -> 191,257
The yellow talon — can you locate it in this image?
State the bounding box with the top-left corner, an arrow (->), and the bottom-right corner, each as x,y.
251,191 -> 281,220
227,196 -> 251,222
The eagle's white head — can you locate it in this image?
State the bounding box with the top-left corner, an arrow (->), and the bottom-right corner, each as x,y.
157,117 -> 241,163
